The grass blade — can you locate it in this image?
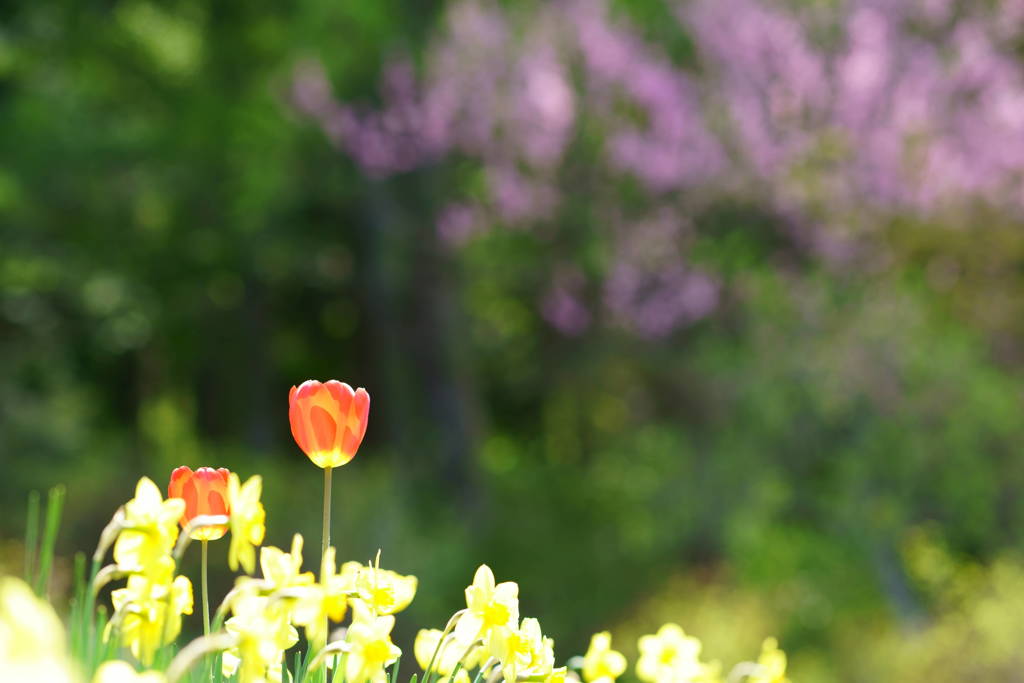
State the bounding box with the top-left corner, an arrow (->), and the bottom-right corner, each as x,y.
70,552 -> 86,658
34,485 -> 65,597
24,490 -> 40,583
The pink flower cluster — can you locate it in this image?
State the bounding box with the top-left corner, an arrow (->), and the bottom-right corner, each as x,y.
293,0 -> 1024,337
687,0 -> 1024,220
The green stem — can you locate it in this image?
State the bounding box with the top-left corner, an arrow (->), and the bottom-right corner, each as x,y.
321,466 -> 333,683
35,485 -> 65,597
202,540 -> 211,637
24,490 -> 40,583
422,610 -> 466,683
85,556 -> 101,676
472,659 -> 496,683
322,467 -> 333,560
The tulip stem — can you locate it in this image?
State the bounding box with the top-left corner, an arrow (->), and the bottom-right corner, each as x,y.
322,467 -> 333,560
321,466 -> 333,683
201,540 -> 211,637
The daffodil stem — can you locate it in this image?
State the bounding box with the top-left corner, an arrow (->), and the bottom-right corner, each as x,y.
322,467 -> 333,560
423,610 -> 466,683
201,540 -> 211,637
473,658 -> 497,683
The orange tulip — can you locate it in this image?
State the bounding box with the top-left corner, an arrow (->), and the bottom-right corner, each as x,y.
289,379 -> 370,468
167,466 -> 231,541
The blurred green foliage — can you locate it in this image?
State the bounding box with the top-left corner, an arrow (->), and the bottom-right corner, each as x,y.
4,1 -> 1024,681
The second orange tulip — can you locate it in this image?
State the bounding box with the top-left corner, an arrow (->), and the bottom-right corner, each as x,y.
168,466 -> 231,541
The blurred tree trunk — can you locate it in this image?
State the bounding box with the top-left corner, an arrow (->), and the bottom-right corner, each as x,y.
243,278 -> 273,452
360,178 -> 481,520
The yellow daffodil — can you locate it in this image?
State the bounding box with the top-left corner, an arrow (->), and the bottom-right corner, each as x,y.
292,546 -> 352,648
582,632 -> 627,683
453,565 -> 519,647
636,624 -> 716,683
342,556 -> 417,616
109,574 -> 193,666
345,601 -> 402,683
545,667 -> 577,683
0,577 -> 79,683
227,473 -> 266,574
260,534 -> 315,592
748,638 -> 789,683
92,660 -> 167,683
414,628 -> 483,683
698,661 -> 722,683
491,617 -> 554,683
220,651 -> 286,683
223,594 -> 299,683
319,548 -> 352,622
113,477 -> 185,577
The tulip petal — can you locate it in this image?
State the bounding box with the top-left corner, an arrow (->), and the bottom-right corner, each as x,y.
295,379 -> 322,400
289,394 -> 310,454
325,380 -> 354,413
309,405 -> 338,449
168,466 -> 193,501
181,477 -> 199,520
207,489 -> 227,516
354,388 -> 370,441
